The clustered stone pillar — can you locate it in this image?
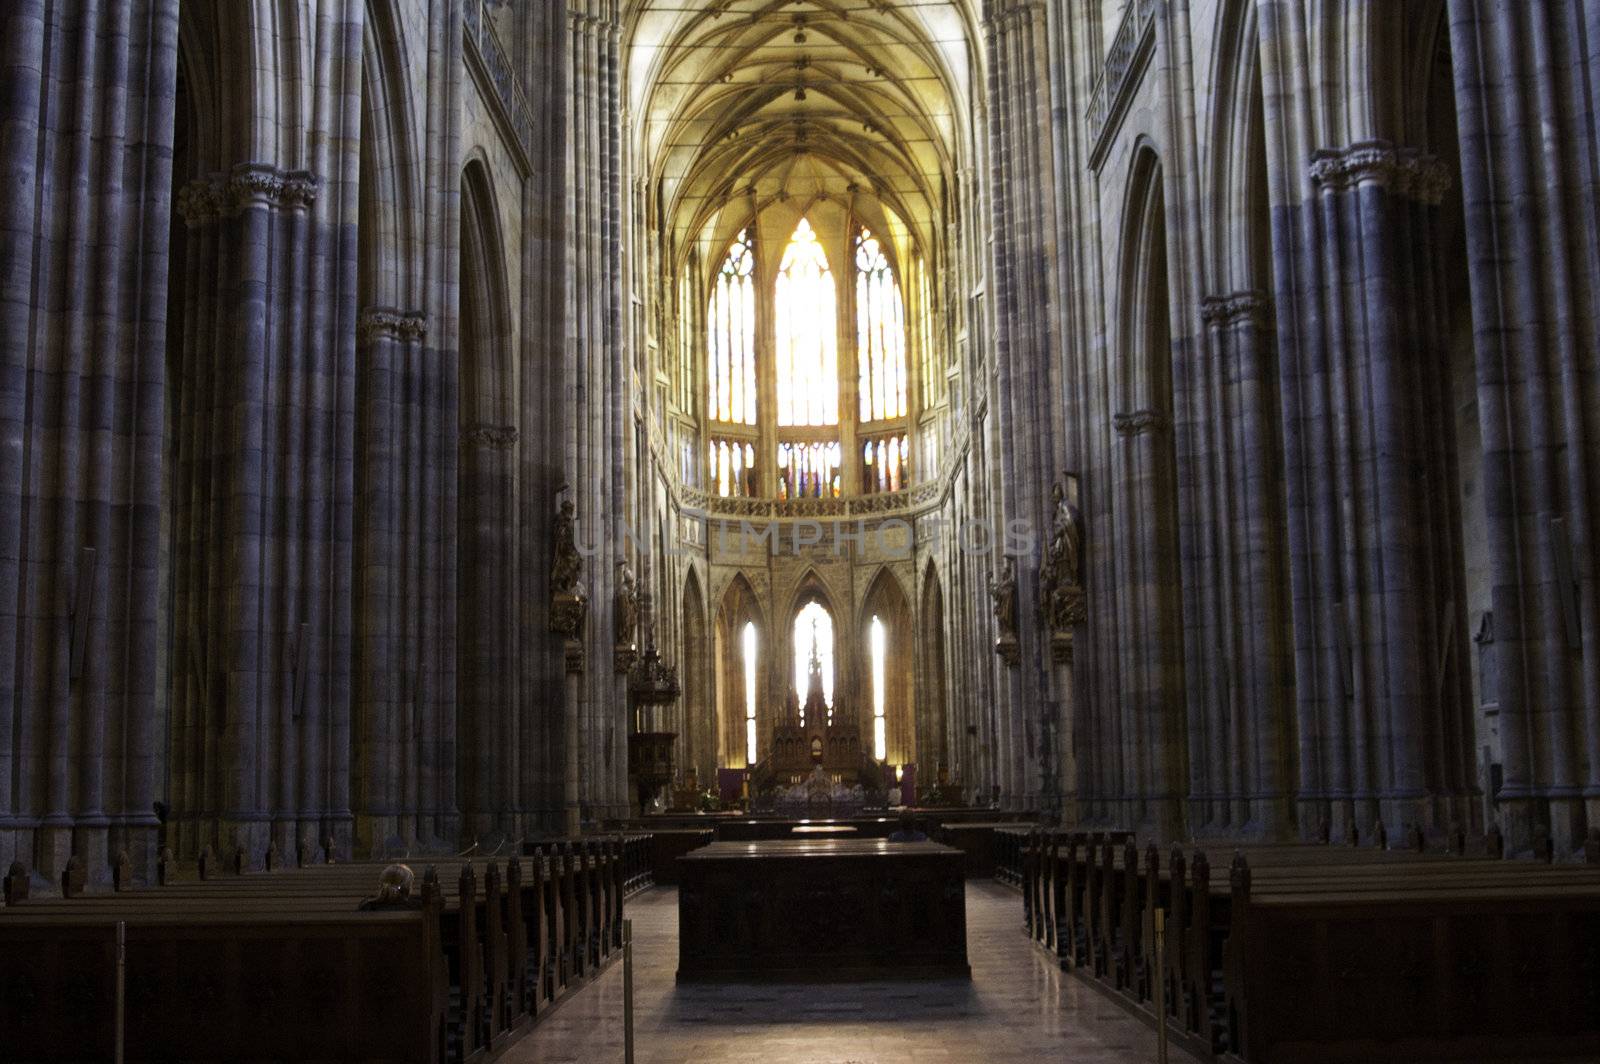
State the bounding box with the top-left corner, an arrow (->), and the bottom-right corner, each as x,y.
1448,0 -> 1600,851
168,159 -> 362,866
0,0 -> 179,883
1193,292 -> 1294,838
564,643 -> 584,838
984,0 -> 1068,809
567,0 -> 629,823
1274,142 -> 1476,841
352,308 -> 437,854
1049,635 -> 1079,826
1111,409 -> 1186,838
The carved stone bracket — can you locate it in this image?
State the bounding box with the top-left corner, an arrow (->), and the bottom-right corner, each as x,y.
1200,290 -> 1273,328
1309,141 -> 1451,205
1044,585 -> 1087,643
550,589 -> 588,640
994,633 -> 1021,668
1113,409 -> 1170,437
463,424 -> 519,451
358,307 -> 430,345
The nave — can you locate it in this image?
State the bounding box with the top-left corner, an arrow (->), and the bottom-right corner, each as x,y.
509,882 -> 1193,1064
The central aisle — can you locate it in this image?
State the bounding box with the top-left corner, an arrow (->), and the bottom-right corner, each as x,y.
504,880 -> 1200,1064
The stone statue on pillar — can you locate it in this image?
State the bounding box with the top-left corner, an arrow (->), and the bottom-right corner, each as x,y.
614,559 -> 640,672
990,557 -> 1020,666
1040,476 -> 1087,647
549,490 -> 588,640
1040,474 -> 1086,826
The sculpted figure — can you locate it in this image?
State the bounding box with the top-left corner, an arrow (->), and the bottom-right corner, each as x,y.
615,560 -> 640,646
990,557 -> 1018,642
552,496 -> 582,593
1048,480 -> 1083,589
1040,478 -> 1087,632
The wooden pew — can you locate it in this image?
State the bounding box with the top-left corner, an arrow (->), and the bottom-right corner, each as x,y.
1022,833 -> 1600,1063
1,836 -> 632,1063
1220,851 -> 1600,1063
0,886 -> 450,1062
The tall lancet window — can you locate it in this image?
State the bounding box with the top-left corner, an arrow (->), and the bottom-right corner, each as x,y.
855,229 -> 908,423
742,622 -> 759,765
869,616 -> 888,760
708,231 -> 757,426
776,218 -> 839,427
792,601 -> 835,726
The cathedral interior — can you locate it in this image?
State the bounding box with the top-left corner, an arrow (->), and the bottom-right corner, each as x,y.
3,1 -> 1600,1062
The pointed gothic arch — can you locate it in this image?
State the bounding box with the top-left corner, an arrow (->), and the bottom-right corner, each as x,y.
680,568 -> 713,788
859,568 -> 914,766
714,572 -> 766,768
918,562 -> 950,782
456,157 -> 517,838
1113,145 -> 1189,836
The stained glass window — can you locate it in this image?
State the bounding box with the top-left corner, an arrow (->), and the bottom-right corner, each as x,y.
708,231 -> 757,425
861,433 -> 909,494
912,254 -> 939,409
776,219 -> 839,427
777,441 -> 842,500
856,229 -> 908,423
793,601 -> 835,725
709,437 -> 758,498
870,615 -> 887,761
679,253 -> 701,414
742,622 -> 759,765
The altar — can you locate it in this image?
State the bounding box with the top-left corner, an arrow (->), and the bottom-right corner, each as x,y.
676,839 -> 969,982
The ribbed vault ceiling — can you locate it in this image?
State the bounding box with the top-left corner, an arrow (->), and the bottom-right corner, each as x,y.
625,0 -> 980,263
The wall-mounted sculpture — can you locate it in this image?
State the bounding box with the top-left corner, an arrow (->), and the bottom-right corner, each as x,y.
991,557 -> 1020,666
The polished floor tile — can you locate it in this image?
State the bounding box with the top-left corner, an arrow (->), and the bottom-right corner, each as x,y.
504,880 -> 1200,1064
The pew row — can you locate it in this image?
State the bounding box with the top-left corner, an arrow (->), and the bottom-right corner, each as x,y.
1015,830 -> 1600,1063
0,835 -> 649,1063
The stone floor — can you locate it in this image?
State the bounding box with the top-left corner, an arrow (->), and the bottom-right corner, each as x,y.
504,880 -> 1201,1064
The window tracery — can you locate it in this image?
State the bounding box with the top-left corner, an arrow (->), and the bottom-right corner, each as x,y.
855,229 -> 908,424
776,218 -> 839,429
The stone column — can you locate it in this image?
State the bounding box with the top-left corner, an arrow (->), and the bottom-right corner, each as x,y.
985,0 -> 1067,807
1199,292 -> 1294,838
1448,0 -> 1600,853
565,642 -> 584,838
461,421 -> 520,839
1113,410 -> 1186,837
1049,628 -> 1081,827
1271,141 -> 1475,839
0,0 -> 179,882
352,308 -> 428,854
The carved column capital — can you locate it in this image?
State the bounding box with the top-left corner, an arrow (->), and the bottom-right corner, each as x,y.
176,176 -> 228,227
177,164 -> 322,226
227,163 -> 320,212
1200,290 -> 1273,328
1310,141 -> 1451,205
357,307 -> 429,345
1113,409 -> 1170,437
